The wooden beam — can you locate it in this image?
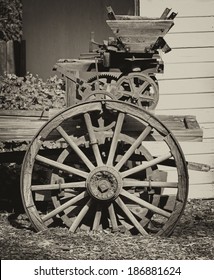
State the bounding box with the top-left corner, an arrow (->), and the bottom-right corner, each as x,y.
160,8 -> 171,19
106,6 -> 116,20
134,0 -> 140,16
0,41 -> 7,75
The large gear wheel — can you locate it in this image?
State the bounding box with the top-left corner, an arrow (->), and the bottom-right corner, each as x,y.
87,74 -> 119,91
82,74 -> 120,101
84,73 -> 159,110
115,73 -> 159,110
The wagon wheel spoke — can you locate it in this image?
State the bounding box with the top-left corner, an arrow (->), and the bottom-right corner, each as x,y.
115,125 -> 152,170
120,189 -> 171,218
84,113 -> 103,166
36,154 -> 89,179
56,126 -> 95,171
107,112 -> 125,166
116,197 -> 148,235
121,152 -> 172,178
123,179 -> 178,188
108,203 -> 119,231
31,181 -> 86,191
69,198 -> 92,232
42,191 -> 88,222
92,203 -> 102,230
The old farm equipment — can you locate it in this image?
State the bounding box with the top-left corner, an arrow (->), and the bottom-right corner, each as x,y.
0,7 -> 209,236
55,6 -> 177,110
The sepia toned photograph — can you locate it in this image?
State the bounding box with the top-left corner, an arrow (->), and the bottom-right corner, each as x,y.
0,0 -> 213,260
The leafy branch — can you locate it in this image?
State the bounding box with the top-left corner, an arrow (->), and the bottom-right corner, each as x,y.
0,0 -> 22,41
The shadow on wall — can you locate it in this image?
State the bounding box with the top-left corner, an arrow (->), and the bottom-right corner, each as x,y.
22,0 -> 134,79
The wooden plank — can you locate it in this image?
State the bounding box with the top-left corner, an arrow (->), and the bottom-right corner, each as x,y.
184,116 -> 200,129
156,93 -> 214,110
171,17 -> 214,33
156,108 -> 214,124
163,48 -> 214,64
157,62 -> 214,80
6,41 -> 15,74
0,121 -> 45,129
165,32 -> 214,49
0,110 -> 49,118
134,0 -> 140,16
140,0 -> 214,17
122,115 -> 203,142
119,34 -> 159,46
185,155 -> 214,169
157,78 -> 214,94
201,123 -> 214,129
107,19 -> 174,33
167,170 -> 214,185
188,184 -> 214,199
143,141 -> 214,155
160,8 -> 171,19
0,41 -> 7,75
106,6 -> 117,20
0,130 -> 40,141
142,142 -> 214,168
200,124 -> 214,142
112,16 -> 214,35
202,128 -> 214,141
164,184 -> 214,199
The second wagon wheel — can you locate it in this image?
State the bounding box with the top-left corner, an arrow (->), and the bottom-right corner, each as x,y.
116,73 -> 159,110
21,99 -> 188,236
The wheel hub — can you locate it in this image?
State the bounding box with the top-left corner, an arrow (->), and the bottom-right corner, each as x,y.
86,166 -> 122,201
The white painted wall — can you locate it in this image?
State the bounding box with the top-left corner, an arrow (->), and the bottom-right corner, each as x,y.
141,0 -> 214,198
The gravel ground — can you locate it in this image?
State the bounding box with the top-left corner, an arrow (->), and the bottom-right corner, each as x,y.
0,199 -> 213,260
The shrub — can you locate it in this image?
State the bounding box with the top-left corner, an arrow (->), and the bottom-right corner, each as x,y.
0,0 -> 22,41
0,73 -> 66,110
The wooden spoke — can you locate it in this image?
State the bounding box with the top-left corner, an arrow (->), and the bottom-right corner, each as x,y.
123,179 -> 178,188
56,126 -> 95,171
107,113 -> 125,166
116,197 -> 148,235
137,80 -> 149,95
108,203 -> 118,231
139,95 -> 154,101
129,77 -> 136,95
36,155 -> 89,179
84,113 -> 103,166
31,181 -> 86,191
92,204 -> 102,230
120,189 -> 171,218
115,73 -> 159,110
121,152 -> 172,178
115,125 -> 152,170
69,198 -> 92,232
42,191 -> 88,222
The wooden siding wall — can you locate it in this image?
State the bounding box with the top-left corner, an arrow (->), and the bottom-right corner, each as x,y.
141,0 -> 214,199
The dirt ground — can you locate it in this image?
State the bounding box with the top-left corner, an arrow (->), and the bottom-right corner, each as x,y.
0,199 -> 213,260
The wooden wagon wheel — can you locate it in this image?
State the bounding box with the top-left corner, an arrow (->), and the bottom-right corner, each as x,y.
21,100 -> 188,236
115,73 -> 159,110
